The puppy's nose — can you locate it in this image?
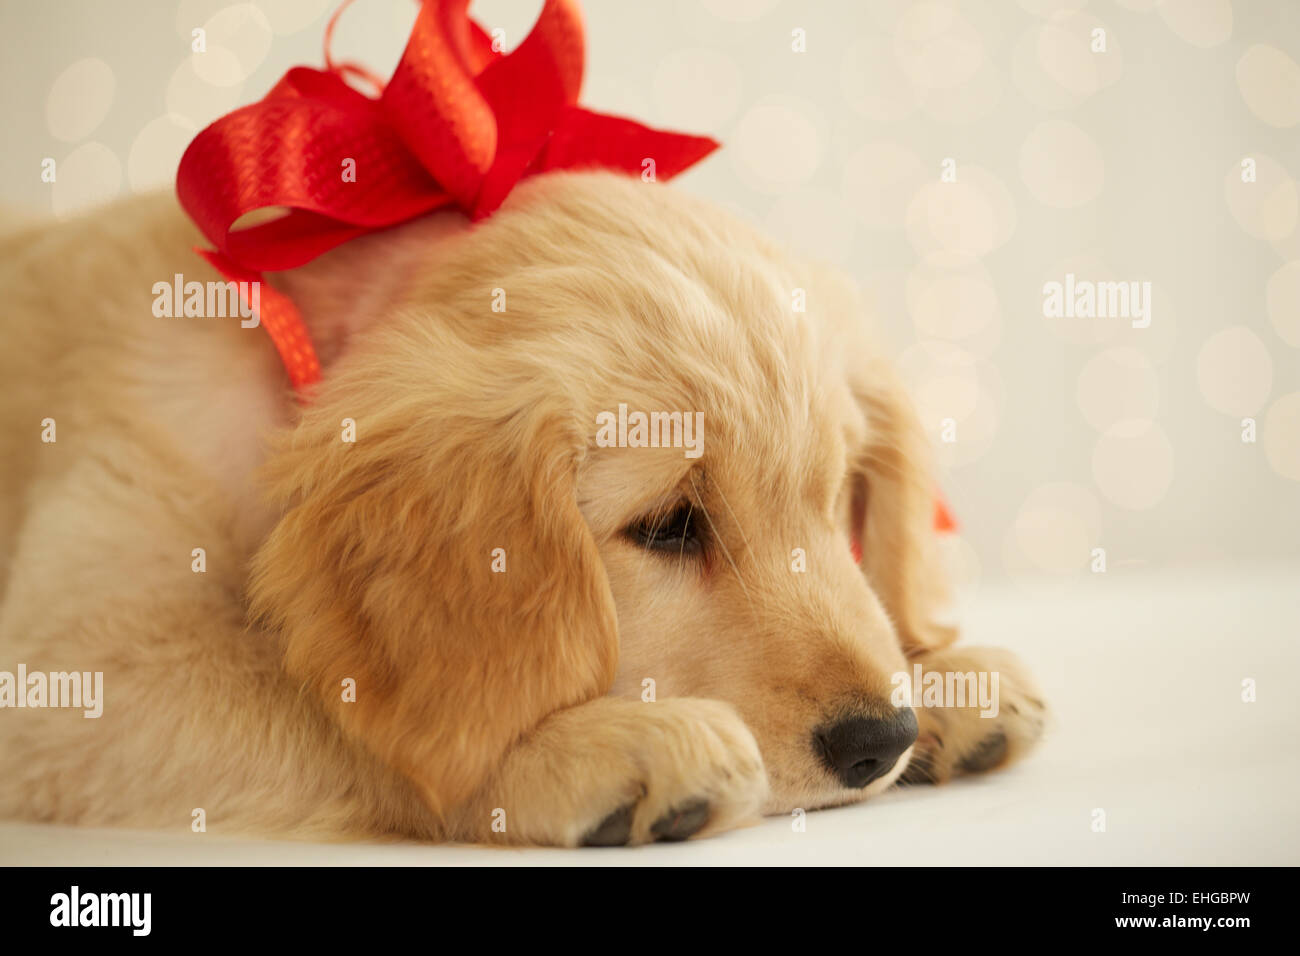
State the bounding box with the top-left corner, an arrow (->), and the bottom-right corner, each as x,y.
815,709 -> 919,789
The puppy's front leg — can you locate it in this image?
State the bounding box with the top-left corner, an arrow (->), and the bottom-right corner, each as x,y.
446,697 -> 768,847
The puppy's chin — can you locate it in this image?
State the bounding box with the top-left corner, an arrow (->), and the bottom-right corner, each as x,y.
760,745 -> 913,815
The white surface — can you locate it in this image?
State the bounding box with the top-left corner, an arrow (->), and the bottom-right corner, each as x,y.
3,564 -> 1297,866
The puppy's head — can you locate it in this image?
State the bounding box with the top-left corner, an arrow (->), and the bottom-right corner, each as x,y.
252,171 -> 954,815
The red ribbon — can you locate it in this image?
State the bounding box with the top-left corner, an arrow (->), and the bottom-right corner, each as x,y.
176,0 -> 719,389
933,496 -> 956,533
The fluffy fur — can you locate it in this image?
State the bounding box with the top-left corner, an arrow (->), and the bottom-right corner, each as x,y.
0,172 -> 1045,845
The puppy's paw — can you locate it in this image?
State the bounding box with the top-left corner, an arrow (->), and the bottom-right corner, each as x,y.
452,697 -> 768,847
899,646 -> 1048,785
572,698 -> 768,847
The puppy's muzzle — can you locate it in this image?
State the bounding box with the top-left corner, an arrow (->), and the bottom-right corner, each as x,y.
815,709 -> 919,789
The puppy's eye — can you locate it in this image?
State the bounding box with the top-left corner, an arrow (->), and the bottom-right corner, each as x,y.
626,502 -> 703,556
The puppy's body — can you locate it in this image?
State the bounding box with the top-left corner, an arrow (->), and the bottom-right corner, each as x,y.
0,174 -> 1044,844
0,194 -> 428,838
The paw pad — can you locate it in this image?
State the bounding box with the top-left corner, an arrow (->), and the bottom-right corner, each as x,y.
650,799 -> 710,842
959,731 -> 1008,774
582,803 -> 636,847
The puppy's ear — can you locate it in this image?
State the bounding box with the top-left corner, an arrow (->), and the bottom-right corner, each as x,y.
852,360 -> 958,658
248,356 -> 618,819
804,260 -> 956,657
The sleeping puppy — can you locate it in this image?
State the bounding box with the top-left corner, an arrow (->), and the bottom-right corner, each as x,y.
0,171 -> 1045,846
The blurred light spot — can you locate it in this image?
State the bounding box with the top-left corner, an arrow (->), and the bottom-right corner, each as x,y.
905,165 -> 1017,256
1012,482 -> 1101,573
1037,13 -> 1123,97
261,0 -> 332,35
192,4 -> 272,87
894,1 -> 985,90
1195,326 -> 1273,417
1263,392 -> 1300,481
1077,347 -> 1160,430
1225,155 -> 1296,240
841,34 -> 921,122
1092,419 -> 1174,509
1235,45 -> 1300,128
764,189 -> 856,264
1114,282 -> 1179,365
52,142 -> 121,218
176,0 -> 227,37
1012,24 -> 1084,110
1020,119 -> 1104,207
1157,0 -> 1233,48
921,57 -> 1003,125
842,142 -> 927,229
46,58 -> 115,142
1266,261 -> 1300,347
128,115 -> 198,193
907,252 -> 1000,347
652,48 -> 743,132
165,57 -> 244,128
934,380 -> 1000,468
731,96 -> 823,192
899,341 -> 981,424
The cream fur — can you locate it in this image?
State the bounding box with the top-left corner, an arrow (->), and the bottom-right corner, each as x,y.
0,172 -> 1044,845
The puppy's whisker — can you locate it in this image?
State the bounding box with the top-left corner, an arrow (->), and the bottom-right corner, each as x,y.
687,472 -> 753,613
712,482 -> 756,569
678,501 -> 695,564
706,476 -> 770,727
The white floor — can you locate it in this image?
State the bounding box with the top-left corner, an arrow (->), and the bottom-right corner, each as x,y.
3,564 -> 1297,866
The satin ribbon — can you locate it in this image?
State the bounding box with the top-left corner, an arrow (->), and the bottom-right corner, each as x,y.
176,0 -> 719,388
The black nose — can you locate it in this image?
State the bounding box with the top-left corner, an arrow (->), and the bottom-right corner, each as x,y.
815,709 -> 919,789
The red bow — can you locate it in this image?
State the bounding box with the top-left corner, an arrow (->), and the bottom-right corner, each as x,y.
176,0 -> 719,389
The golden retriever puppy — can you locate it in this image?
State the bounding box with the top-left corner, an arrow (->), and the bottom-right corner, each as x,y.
0,171 -> 1045,846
